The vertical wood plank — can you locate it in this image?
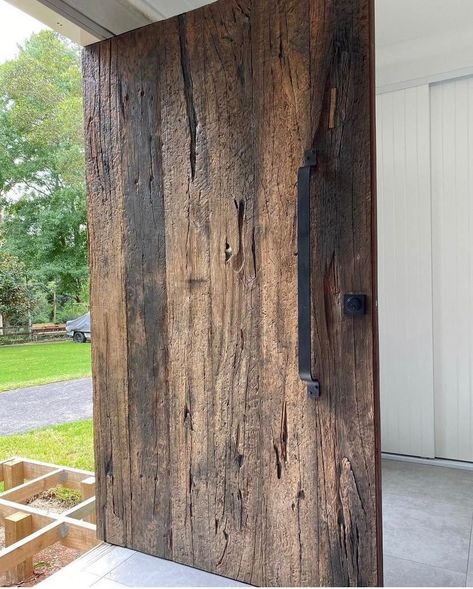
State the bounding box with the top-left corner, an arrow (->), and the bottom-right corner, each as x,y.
306,2 -> 381,583
80,477 -> 96,524
5,512 -> 33,584
3,460 -> 24,491
113,24 -> 173,557
83,39 -> 132,546
251,1 -> 317,584
80,476 -> 95,500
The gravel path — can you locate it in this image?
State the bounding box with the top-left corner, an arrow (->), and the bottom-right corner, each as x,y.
0,378 -> 92,435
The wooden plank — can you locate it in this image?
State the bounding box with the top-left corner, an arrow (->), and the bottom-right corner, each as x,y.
20,457 -> 92,478
6,458 -> 56,480
83,36 -> 132,545
3,459 -> 24,491
80,476 -> 95,500
0,506 -> 97,563
5,512 -> 33,584
0,457 -> 94,490
60,519 -> 99,551
79,479 -> 96,524
306,0 -> 382,583
84,0 -> 380,585
0,496 -> 98,531
0,459 -> 8,483
0,469 -> 65,504
0,521 -> 63,573
0,459 -> 97,572
21,459 -> 93,488
252,2 -> 318,583
66,496 -> 96,523
0,497 -> 56,528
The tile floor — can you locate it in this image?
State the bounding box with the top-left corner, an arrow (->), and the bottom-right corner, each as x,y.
37,543 -> 246,588
38,459 -> 473,587
383,458 -> 473,587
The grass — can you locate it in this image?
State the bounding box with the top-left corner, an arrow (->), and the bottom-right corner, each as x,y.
0,419 -> 94,473
0,341 -> 91,392
40,485 -> 83,507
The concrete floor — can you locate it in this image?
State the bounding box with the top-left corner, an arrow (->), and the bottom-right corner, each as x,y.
37,543 -> 246,588
38,459 -> 473,587
383,459 -> 473,586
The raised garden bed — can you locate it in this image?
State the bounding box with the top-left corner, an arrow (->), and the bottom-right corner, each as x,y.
0,458 -> 98,586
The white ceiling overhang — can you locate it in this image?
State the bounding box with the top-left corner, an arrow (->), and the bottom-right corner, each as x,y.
7,0 -> 473,50
376,0 -> 473,90
6,0 -> 473,92
5,0 -> 217,45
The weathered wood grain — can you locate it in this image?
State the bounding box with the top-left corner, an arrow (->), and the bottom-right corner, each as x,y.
83,41 -> 132,546
83,0 -> 381,585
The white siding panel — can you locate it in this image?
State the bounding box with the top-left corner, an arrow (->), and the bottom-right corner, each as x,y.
432,77 -> 473,462
377,86 -> 435,457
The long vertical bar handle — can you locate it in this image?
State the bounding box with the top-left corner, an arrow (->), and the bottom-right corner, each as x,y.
298,149 -> 320,398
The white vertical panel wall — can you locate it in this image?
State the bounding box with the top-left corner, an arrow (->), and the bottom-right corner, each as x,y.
431,77 -> 473,462
377,86 -> 436,458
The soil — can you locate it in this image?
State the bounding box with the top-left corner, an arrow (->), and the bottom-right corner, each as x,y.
0,492 -> 82,587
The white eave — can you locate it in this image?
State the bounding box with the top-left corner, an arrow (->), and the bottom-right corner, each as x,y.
4,0 -> 217,45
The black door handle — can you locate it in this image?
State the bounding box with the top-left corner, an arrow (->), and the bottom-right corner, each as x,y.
298,149 -> 320,398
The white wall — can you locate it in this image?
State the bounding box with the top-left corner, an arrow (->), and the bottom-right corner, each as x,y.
376,1 -> 473,462
376,0 -> 473,92
431,77 -> 473,462
377,86 -> 435,458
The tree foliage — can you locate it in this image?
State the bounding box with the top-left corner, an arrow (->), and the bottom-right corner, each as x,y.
0,250 -> 35,322
0,31 -> 88,322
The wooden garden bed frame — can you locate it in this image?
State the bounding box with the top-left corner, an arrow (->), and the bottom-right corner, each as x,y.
0,457 -> 99,584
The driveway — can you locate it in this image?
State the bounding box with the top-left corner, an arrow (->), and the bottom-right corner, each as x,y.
0,378 -> 92,435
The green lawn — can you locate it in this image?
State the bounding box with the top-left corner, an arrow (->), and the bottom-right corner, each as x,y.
0,419 -> 94,473
0,341 -> 92,392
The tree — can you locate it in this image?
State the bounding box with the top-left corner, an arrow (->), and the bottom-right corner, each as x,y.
0,31 -> 88,316
0,251 -> 36,325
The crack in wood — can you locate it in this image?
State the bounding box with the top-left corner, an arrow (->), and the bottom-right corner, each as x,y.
178,15 -> 198,181
273,444 -> 282,480
232,199 -> 245,272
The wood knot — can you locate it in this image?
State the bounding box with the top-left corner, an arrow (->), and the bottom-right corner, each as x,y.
225,242 -> 233,262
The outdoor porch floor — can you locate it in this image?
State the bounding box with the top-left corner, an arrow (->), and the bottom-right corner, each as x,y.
383,458 -> 473,586
36,543 -> 246,588
37,459 -> 473,587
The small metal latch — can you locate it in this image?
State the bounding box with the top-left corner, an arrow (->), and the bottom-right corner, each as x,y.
307,381 -> 320,398
343,294 -> 367,317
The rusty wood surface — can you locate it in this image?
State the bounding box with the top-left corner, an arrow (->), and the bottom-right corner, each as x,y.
83,0 -> 381,585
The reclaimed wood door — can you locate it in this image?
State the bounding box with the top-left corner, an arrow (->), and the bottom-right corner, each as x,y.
83,0 -> 382,585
